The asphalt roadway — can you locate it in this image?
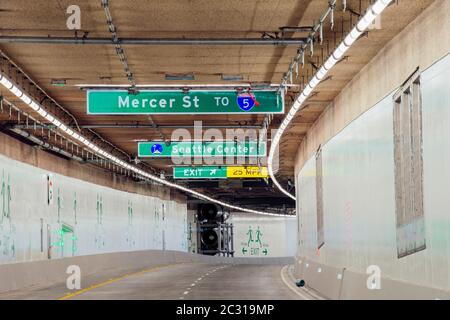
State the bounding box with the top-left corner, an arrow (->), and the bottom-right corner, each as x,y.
0,263 -> 312,300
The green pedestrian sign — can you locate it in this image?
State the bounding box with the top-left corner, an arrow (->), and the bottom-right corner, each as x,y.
240,225 -> 269,257
138,141 -> 266,158
87,90 -> 284,115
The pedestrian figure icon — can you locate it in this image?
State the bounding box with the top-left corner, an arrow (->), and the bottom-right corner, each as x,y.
246,226 -> 254,246
256,227 -> 263,247
151,143 -> 163,155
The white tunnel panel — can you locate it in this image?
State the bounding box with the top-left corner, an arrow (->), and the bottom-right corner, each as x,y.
296,54 -> 450,291
0,153 -> 188,265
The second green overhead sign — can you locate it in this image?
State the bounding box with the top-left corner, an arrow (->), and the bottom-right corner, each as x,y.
138,141 -> 266,157
87,89 -> 284,114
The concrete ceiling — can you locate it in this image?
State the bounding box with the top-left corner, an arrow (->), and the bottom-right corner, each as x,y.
0,0 -> 434,208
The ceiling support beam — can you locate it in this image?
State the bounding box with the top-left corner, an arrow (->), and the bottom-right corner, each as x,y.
0,36 -> 307,46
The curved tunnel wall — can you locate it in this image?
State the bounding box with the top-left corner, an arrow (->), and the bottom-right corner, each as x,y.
294,1 -> 450,299
296,53 -> 450,298
0,152 -> 188,265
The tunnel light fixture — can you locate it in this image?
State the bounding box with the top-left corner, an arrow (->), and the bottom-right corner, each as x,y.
269,0 -> 393,200
221,74 -> 244,81
51,79 -> 67,87
0,72 -> 289,217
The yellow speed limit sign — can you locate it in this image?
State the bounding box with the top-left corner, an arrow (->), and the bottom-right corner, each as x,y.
226,166 -> 269,179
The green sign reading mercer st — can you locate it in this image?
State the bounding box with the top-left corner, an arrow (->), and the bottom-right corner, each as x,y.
87,90 -> 284,115
138,141 -> 266,158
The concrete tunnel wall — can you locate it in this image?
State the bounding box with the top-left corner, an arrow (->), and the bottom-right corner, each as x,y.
294,0 -> 450,299
0,144 -> 296,293
0,151 -> 189,265
187,211 -> 297,258
0,125 -> 298,293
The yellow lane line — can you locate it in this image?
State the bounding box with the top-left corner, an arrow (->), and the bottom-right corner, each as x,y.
58,264 -> 174,300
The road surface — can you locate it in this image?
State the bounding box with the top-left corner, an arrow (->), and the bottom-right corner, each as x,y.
0,263 -> 307,300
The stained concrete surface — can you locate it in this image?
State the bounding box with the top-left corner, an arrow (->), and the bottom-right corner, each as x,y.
0,263 -> 303,300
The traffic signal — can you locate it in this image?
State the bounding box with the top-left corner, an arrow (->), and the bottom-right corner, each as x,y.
198,203 -> 223,222
197,203 -> 224,255
200,228 -> 219,251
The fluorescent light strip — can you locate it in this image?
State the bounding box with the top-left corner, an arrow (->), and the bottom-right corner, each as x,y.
0,73 -> 286,217
269,0 -> 393,201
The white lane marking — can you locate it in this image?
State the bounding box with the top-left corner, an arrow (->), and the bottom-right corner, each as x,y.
179,267 -> 215,298
280,265 -> 312,300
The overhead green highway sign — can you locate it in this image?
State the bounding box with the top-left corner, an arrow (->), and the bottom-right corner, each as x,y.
173,167 -> 228,179
138,141 -> 266,158
87,90 -> 284,115
173,166 -> 269,179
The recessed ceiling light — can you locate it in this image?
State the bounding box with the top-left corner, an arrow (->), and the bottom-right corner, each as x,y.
51,79 -> 67,86
221,74 -> 244,81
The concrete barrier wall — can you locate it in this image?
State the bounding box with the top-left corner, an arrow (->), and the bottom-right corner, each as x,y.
0,249 -> 294,293
295,257 -> 450,300
294,2 -> 450,299
0,152 -> 188,266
